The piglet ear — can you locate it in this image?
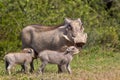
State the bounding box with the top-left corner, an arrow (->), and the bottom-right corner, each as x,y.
64,48 -> 69,55
66,48 -> 70,53
28,48 -> 33,53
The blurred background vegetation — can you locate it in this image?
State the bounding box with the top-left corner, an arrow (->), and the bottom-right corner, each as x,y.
0,0 -> 120,57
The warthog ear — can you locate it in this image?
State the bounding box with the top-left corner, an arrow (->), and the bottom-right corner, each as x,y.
64,50 -> 69,55
77,18 -> 84,32
28,49 -> 35,58
66,48 -> 71,52
28,49 -> 33,54
65,18 -> 72,24
77,18 -> 82,24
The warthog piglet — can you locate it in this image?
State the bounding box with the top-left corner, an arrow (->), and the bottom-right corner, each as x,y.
4,48 -> 35,75
38,46 -> 79,74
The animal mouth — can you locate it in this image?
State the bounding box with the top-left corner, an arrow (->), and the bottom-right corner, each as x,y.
75,43 -> 85,48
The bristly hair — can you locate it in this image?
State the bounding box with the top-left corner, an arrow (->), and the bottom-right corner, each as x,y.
29,23 -> 65,32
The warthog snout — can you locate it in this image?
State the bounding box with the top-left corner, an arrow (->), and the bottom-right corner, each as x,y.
73,33 -> 87,48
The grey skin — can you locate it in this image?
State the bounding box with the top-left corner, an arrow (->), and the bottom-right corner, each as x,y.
21,18 -> 87,55
4,48 -> 35,75
21,18 -> 87,72
38,46 -> 79,74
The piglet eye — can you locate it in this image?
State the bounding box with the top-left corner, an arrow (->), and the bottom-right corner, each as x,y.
72,48 -> 75,50
28,51 -> 31,53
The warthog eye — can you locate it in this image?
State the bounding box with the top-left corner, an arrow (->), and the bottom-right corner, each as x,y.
67,24 -> 72,30
81,23 -> 83,26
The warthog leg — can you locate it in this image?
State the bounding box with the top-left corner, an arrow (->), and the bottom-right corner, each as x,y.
58,65 -> 62,73
7,64 -> 13,75
24,63 -> 29,74
30,60 -> 34,72
66,63 -> 71,74
39,61 -> 48,74
21,64 -> 25,72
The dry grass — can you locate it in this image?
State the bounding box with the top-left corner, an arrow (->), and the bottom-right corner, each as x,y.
0,68 -> 119,80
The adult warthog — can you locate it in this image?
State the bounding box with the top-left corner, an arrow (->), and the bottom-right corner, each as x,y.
21,18 -> 87,55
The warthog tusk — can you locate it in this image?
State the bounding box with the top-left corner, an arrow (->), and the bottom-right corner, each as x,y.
63,35 -> 72,42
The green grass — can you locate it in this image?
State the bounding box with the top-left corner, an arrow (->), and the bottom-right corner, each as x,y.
0,48 -> 120,80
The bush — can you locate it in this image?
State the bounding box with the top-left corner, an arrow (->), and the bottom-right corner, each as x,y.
0,40 -> 21,58
0,0 -> 120,56
100,27 -> 119,47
